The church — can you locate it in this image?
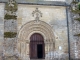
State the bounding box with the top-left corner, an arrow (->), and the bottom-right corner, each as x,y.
0,0 -> 80,60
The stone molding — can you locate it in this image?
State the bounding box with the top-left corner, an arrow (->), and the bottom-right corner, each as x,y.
18,20 -> 55,43
17,20 -> 55,59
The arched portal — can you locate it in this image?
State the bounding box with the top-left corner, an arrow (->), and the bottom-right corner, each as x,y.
30,33 -> 45,59
17,20 -> 55,60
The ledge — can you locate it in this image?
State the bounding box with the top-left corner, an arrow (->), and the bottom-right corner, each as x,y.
71,9 -> 80,14
71,1 -> 78,4
74,18 -> 80,21
74,34 -> 80,36
4,14 -> 17,20
4,32 -> 17,38
0,1 -> 69,6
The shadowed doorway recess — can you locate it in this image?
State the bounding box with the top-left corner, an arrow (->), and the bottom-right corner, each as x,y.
30,33 -> 45,59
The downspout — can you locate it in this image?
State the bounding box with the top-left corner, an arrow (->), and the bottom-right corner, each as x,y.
66,3 -> 71,60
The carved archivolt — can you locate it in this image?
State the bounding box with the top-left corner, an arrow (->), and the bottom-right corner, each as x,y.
17,20 -> 55,58
18,20 -> 55,43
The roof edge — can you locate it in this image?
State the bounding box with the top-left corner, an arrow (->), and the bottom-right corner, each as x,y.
0,1 -> 70,6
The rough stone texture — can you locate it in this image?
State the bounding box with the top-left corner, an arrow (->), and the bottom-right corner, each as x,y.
0,2 -> 70,60
4,20 -> 17,32
17,4 -> 69,60
4,38 -> 17,56
3,0 -> 18,60
0,3 -> 4,60
68,5 -> 80,59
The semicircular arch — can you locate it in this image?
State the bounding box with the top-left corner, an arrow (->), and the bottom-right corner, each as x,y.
18,20 -> 55,43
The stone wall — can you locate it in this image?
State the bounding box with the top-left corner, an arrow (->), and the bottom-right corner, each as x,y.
0,2 -> 69,60
0,3 -> 4,60
69,10 -> 80,60
68,1 -> 80,59
3,0 -> 18,60
17,4 -> 69,60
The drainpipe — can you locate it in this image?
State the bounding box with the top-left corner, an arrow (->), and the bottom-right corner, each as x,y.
66,3 -> 71,60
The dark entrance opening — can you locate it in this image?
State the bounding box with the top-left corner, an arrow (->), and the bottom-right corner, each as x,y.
30,33 -> 45,59
37,44 -> 43,58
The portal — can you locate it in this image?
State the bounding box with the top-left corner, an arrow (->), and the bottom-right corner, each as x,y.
30,33 -> 45,59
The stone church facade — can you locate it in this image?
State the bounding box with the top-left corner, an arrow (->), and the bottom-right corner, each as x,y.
0,0 -> 79,60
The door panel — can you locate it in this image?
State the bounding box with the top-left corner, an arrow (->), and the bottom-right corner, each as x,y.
30,33 -> 45,59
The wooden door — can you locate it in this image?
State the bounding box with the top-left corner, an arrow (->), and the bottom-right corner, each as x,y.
30,33 -> 45,59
